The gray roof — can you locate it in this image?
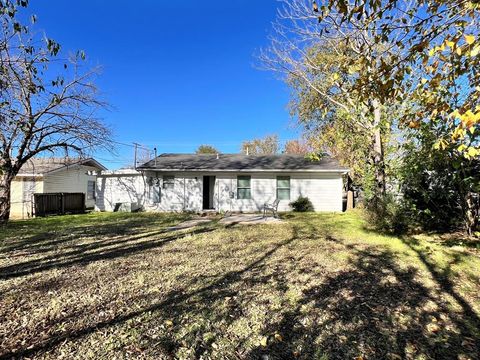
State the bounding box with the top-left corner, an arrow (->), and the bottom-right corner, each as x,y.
18,157 -> 106,175
138,154 -> 348,172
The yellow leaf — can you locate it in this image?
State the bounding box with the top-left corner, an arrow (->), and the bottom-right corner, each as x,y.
471,45 -> 480,57
164,320 -> 173,327
465,34 -> 475,45
332,73 -> 339,81
458,144 -> 467,152
260,336 -> 268,347
467,147 -> 479,158
445,40 -> 455,48
274,333 -> 283,342
456,47 -> 462,56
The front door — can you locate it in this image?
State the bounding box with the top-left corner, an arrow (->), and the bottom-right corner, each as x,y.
202,176 -> 215,210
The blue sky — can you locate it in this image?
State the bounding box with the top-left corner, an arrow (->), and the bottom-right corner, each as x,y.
28,0 -> 300,169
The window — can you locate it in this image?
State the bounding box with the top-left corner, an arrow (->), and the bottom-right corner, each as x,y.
23,178 -> 36,202
87,180 -> 96,200
276,176 -> 290,200
237,175 -> 251,199
163,175 -> 175,190
151,183 -> 160,203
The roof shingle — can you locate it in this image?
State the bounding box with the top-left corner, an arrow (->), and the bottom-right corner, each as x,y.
138,154 -> 348,172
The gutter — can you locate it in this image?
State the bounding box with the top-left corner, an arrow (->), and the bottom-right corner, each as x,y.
136,168 -> 349,174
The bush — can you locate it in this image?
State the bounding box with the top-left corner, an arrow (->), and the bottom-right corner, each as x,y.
289,196 -> 314,212
365,194 -> 409,234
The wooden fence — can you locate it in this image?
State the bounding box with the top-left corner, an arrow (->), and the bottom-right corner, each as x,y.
34,193 -> 86,217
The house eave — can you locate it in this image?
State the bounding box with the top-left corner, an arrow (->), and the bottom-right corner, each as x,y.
137,168 -> 349,174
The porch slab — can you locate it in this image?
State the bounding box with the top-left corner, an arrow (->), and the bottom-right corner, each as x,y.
219,214 -> 283,225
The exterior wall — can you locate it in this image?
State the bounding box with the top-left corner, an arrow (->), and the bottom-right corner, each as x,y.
143,171 -> 203,212
43,165 -> 99,208
96,171 -> 344,213
10,177 -> 44,219
215,172 -> 343,212
95,170 -> 147,212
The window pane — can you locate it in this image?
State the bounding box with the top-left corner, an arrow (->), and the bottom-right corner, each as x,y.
151,185 -> 160,203
87,181 -> 96,200
277,177 -> 290,188
238,188 -> 251,199
237,176 -> 251,188
163,176 -> 174,189
277,188 -> 290,200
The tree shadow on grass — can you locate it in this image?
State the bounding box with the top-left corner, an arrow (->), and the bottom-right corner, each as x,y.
0,227 -> 300,359
0,213 -> 187,255
2,219 -> 479,359
0,224 -> 217,281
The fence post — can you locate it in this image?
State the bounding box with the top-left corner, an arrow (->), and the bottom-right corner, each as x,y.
61,193 -> 65,215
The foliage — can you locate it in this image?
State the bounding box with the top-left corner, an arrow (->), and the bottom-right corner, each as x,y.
289,196 -> 314,212
309,0 -> 480,160
399,122 -> 480,233
263,0 -> 479,234
364,194 -> 409,234
241,134 -> 279,155
196,144 -> 219,154
283,139 -> 311,154
1,211 -> 479,359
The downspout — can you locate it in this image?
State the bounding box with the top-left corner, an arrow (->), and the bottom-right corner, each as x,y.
230,177 -> 233,213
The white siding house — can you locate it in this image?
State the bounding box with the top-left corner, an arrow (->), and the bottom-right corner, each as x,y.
10,158 -> 106,219
97,154 -> 348,213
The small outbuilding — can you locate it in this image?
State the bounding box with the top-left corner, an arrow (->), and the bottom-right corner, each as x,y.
10,157 -> 106,219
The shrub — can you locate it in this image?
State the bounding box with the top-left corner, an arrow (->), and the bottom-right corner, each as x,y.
364,194 -> 410,234
289,196 -> 314,212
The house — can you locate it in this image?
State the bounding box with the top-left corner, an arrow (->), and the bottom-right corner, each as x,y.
10,157 -> 106,219
96,154 -> 348,213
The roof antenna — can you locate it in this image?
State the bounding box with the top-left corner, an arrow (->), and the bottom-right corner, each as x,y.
154,147 -> 157,168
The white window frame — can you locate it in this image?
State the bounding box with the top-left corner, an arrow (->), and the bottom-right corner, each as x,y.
237,175 -> 252,200
276,176 -> 291,200
163,175 -> 175,190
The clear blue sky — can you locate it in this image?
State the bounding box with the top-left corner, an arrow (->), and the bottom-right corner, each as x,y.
28,0 -> 300,169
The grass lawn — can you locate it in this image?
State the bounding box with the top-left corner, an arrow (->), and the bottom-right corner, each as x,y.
1,211 -> 479,359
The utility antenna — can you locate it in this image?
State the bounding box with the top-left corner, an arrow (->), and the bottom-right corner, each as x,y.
133,142 -> 139,170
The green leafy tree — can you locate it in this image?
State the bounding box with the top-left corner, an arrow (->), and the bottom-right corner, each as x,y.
196,145 -> 219,154
0,2 -> 111,222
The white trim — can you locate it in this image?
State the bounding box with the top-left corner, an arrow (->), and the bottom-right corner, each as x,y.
17,158 -> 106,176
14,173 -> 43,178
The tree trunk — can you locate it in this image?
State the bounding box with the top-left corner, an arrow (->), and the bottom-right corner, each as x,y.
465,192 -> 479,236
0,172 -> 14,224
372,99 -> 386,197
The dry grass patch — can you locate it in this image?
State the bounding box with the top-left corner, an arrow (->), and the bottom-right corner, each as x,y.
0,211 -> 479,359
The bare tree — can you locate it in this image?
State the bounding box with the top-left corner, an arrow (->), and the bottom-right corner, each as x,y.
241,134 -> 280,155
283,139 -> 311,154
0,9 -> 111,222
